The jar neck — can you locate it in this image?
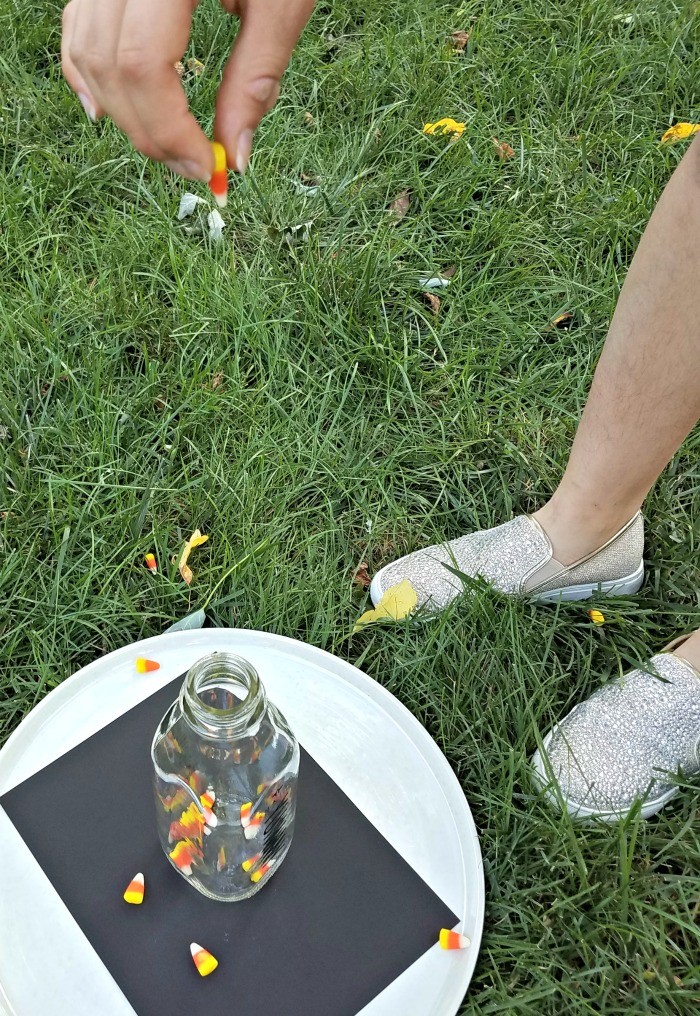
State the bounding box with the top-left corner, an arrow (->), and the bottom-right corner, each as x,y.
179,653 -> 266,738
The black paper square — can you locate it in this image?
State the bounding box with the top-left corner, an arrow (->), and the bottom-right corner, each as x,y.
1,676 -> 458,1016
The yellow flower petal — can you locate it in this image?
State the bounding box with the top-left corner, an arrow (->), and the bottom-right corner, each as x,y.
178,529 -> 209,584
423,117 -> 466,138
353,579 -> 418,632
588,609 -> 605,626
661,122 -> 700,144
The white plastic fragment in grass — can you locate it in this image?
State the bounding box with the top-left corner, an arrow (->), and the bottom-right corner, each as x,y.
207,209 -> 225,241
292,180 -> 320,197
178,192 -> 207,219
419,276 -> 451,289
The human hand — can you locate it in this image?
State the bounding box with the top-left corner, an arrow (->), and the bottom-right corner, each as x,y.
61,0 -> 316,180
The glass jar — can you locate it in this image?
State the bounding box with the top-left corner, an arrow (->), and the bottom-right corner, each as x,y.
151,653 -> 299,901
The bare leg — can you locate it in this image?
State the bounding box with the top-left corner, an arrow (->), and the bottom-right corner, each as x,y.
534,137 -> 700,564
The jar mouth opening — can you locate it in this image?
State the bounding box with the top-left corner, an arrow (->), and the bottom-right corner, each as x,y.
182,653 -> 262,729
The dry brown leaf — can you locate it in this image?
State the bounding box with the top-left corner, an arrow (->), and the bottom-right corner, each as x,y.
441,265 -> 457,279
180,562 -> 194,586
174,61 -> 185,78
423,293 -> 441,316
353,562 -> 371,589
210,372 -> 224,390
449,30 -> 471,52
304,111 -> 315,127
389,189 -> 410,220
492,137 -> 515,160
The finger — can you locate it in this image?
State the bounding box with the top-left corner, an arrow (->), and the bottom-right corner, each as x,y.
70,0 -> 155,153
116,0 -> 213,179
61,0 -> 102,120
214,0 -> 316,173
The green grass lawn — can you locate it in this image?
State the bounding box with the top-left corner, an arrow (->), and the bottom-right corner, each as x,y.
1,0 -> 699,1010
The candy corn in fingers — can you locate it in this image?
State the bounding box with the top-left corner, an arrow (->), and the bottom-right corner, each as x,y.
123,872 -> 145,905
209,142 -> 228,208
439,928 -> 470,950
190,943 -> 218,977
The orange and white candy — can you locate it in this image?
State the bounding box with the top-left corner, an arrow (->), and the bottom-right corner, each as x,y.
190,942 -> 218,977
240,801 -> 253,828
199,791 -> 217,828
250,860 -> 274,884
208,142 -> 228,208
136,657 -> 160,673
439,928 -> 470,950
144,553 -> 158,575
123,872 -> 145,905
169,841 -> 198,876
241,853 -> 261,873
244,811 -> 265,840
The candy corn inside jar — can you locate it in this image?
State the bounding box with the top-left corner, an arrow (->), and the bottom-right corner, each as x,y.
151,653 -> 299,901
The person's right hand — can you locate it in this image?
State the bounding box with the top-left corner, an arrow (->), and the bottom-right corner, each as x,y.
61,0 -> 316,180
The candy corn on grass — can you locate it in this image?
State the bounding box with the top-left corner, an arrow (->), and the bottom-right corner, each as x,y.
1,2 -> 699,1013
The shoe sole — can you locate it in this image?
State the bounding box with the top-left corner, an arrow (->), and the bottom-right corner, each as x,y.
369,561 -> 645,608
530,730 -> 679,821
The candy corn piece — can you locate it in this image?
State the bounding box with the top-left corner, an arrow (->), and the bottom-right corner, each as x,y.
250,860 -> 274,884
169,841 -> 197,876
123,872 -> 145,905
136,657 -> 160,673
439,929 -> 470,951
241,853 -> 261,873
209,142 -> 228,208
217,846 -> 227,872
240,801 -> 253,828
144,553 -> 157,575
244,811 -> 265,840
190,943 -> 218,977
200,792 -> 217,828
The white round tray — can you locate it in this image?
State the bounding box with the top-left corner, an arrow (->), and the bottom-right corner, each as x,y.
0,629 -> 484,1016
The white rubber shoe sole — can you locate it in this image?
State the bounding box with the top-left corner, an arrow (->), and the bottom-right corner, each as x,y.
531,729 -> 679,822
369,560 -> 645,608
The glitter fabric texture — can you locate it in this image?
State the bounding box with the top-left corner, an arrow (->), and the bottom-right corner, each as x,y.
530,513 -> 643,594
374,516 -> 551,610
537,654 -> 700,814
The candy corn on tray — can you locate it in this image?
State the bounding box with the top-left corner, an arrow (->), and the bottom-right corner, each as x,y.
0,629 -> 484,1016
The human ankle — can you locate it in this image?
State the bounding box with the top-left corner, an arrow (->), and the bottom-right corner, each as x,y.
532,499 -> 639,566
673,628 -> 700,674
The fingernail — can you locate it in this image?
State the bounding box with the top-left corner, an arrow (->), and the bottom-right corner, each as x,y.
165,158 -> 210,181
78,92 -> 96,122
236,129 -> 253,174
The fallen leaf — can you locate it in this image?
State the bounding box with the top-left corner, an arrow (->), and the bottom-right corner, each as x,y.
210,372 -> 224,390
186,57 -> 205,76
207,208 -> 225,241
304,111 -> 315,127
179,529 -> 210,585
423,118 -> 466,138
441,265 -> 457,279
166,608 -> 207,632
661,122 -> 700,144
420,275 -> 451,289
174,61 -> 185,78
153,396 -> 167,411
353,562 -> 371,589
492,137 -> 515,160
389,188 -> 411,220
423,292 -> 441,316
449,30 -> 471,52
353,579 -> 418,632
178,192 -> 207,220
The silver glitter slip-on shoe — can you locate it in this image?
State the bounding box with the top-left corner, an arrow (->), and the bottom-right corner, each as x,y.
369,511 -> 644,611
531,639 -> 700,821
